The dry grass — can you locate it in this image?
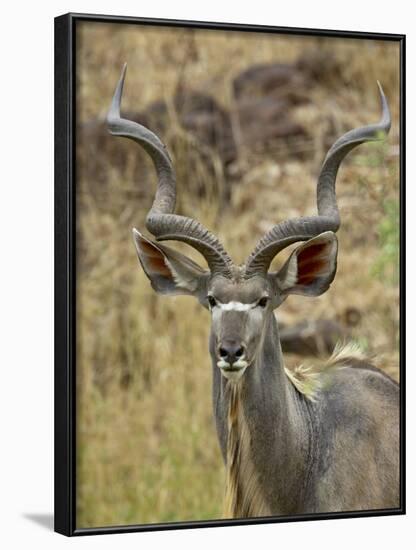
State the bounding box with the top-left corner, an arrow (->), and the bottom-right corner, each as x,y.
75,21 -> 400,528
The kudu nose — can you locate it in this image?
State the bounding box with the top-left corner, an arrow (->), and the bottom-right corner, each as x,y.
218,340 -> 245,365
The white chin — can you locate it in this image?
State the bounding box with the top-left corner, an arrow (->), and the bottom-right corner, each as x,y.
220,368 -> 247,382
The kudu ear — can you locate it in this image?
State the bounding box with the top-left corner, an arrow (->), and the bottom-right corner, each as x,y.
132,229 -> 209,299
274,232 -> 338,298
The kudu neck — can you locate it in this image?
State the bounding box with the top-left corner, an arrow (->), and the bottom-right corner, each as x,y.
212,311 -> 306,452
212,312 -> 311,517
244,312 -> 300,419
257,311 -> 285,376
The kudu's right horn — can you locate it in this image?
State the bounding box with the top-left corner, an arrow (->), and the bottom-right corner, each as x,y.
107,64 -> 234,277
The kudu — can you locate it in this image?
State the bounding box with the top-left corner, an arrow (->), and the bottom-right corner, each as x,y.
107,64 -> 399,517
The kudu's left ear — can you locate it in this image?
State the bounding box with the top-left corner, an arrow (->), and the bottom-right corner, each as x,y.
274,231 -> 338,298
132,229 -> 209,300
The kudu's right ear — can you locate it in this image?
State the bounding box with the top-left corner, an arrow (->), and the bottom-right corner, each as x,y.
132,229 -> 209,301
274,231 -> 338,298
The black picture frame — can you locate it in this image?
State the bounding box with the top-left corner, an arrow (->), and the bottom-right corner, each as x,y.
54,12 -> 406,537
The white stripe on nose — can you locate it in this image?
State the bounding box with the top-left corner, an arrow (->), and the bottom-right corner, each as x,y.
217,301 -> 256,311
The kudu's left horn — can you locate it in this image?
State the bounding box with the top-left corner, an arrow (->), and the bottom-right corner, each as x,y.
245,82 -> 391,276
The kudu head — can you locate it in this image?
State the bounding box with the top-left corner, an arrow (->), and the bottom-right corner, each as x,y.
108,64 -> 391,382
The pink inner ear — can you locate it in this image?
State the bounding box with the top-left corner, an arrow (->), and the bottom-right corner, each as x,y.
298,242 -> 328,264
138,239 -> 172,277
296,242 -> 332,283
146,256 -> 172,277
139,239 -> 161,257
297,262 -> 326,284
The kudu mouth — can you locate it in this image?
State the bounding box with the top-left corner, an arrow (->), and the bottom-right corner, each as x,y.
217,359 -> 249,381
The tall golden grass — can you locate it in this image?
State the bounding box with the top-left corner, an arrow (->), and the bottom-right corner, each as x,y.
75,21 -> 400,528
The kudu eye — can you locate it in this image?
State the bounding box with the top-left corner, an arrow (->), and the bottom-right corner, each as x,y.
258,297 -> 269,308
207,296 -> 217,309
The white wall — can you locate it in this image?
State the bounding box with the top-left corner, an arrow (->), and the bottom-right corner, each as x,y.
0,1 -> 412,548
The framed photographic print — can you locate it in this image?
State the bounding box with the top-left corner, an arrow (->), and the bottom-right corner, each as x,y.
54,12 -> 405,536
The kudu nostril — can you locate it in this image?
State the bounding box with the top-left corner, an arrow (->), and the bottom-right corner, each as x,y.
219,347 -> 228,358
218,340 -> 245,365
235,347 -> 244,358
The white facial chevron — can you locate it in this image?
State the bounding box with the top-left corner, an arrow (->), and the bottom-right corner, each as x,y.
217,301 -> 257,312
